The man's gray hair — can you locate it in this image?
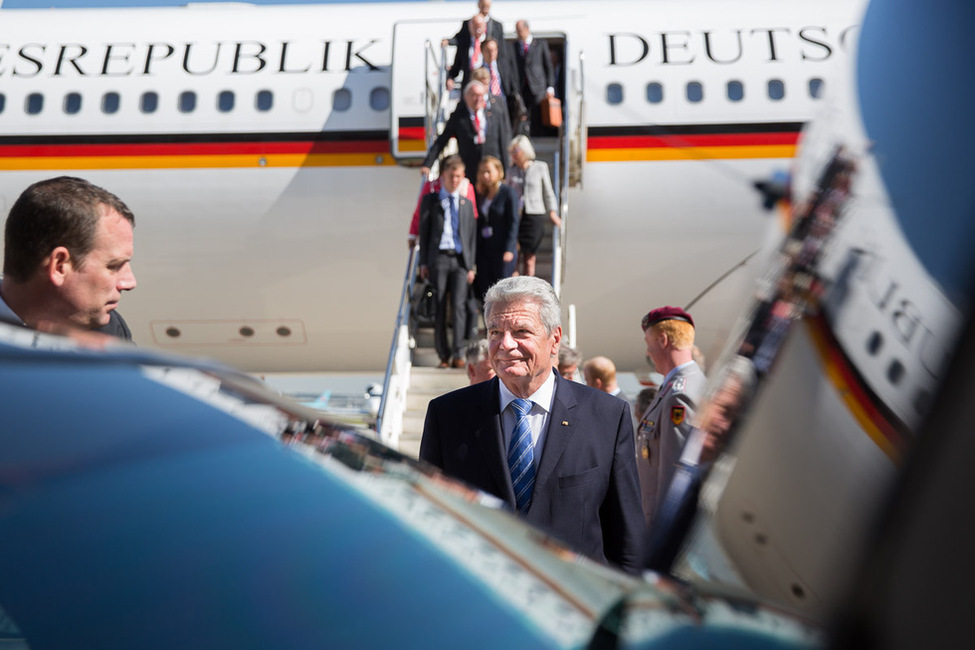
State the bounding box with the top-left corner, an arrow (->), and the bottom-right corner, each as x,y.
465,338 -> 490,365
559,345 -> 582,368
484,276 -> 561,334
464,79 -> 487,99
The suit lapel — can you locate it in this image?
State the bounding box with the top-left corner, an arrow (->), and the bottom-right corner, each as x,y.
534,374 -> 578,490
473,378 -> 516,507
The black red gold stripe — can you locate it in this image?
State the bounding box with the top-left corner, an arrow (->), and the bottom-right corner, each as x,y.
587,122 -> 803,161
0,122 -> 806,170
805,312 -> 911,462
0,130 -> 394,170
397,116 -> 426,153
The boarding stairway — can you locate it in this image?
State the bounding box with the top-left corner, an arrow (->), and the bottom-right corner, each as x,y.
376,24 -> 583,456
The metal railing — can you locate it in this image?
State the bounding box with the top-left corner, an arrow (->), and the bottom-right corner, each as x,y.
376,40 -> 452,448
375,244 -> 420,446
424,39 -> 451,151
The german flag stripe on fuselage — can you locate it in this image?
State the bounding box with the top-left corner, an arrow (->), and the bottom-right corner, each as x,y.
0,122 -> 804,170
805,312 -> 912,463
0,130 -> 395,170
587,123 -> 803,161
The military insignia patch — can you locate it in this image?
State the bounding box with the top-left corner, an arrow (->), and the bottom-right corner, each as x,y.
671,406 -> 685,426
673,377 -> 686,392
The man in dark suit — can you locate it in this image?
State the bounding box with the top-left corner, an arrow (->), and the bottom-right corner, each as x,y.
512,20 -> 556,136
421,80 -> 510,184
418,156 -> 478,368
481,37 -> 516,101
446,13 -> 489,92
0,176 -> 137,341
419,276 -> 646,574
448,1 -> 507,90
469,0 -> 505,44
478,37 -> 526,133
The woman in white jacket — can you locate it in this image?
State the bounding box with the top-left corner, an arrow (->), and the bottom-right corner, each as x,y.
506,135 -> 561,277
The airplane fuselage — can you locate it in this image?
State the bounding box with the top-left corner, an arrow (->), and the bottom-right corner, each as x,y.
0,0 -> 863,372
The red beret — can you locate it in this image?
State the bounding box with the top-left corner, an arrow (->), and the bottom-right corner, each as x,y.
642,306 -> 694,331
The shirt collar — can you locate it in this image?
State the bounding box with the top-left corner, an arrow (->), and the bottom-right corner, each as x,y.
662,360 -> 695,387
498,368 -> 556,414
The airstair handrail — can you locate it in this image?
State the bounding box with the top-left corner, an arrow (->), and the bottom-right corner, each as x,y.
551,150 -> 564,298
551,73 -> 573,299
424,39 -> 451,150
375,242 -> 420,444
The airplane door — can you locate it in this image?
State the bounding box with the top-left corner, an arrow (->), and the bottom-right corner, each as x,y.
390,19 -> 462,162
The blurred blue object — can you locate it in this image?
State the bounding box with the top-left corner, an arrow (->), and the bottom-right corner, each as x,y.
0,325 -> 821,649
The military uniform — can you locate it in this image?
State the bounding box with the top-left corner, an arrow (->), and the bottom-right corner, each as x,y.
635,361 -> 706,530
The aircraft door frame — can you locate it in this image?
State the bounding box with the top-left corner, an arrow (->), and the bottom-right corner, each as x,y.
390,19 -> 464,163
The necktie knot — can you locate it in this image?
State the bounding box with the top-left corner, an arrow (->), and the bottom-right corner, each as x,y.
511,398 -> 532,417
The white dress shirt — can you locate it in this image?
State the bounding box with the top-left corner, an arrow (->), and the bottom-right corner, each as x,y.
498,370 -> 557,470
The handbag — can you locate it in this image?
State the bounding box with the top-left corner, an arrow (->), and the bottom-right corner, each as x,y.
411,280 -> 437,328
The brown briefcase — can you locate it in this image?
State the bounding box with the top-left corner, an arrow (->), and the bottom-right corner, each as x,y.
540,95 -> 562,128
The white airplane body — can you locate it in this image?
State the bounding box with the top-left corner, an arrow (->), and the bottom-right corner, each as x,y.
672,0 -> 974,620
0,0 -> 864,372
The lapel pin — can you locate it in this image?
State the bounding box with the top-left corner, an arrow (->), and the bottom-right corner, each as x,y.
561,420 -> 569,426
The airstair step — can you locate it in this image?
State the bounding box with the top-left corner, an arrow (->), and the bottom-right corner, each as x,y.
409,366 -> 468,392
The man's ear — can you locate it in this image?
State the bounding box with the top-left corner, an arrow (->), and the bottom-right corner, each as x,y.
46,247 -> 73,287
657,330 -> 670,349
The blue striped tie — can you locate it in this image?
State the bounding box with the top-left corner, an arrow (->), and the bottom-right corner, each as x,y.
508,398 -> 536,513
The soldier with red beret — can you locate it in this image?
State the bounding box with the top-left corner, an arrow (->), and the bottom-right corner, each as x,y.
635,306 -> 707,530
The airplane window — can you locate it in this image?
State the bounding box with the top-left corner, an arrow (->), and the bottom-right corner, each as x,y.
370,87 -> 390,112
333,88 -> 352,112
64,92 -> 82,115
179,91 -> 196,113
218,91 -> 234,112
0,93 -> 5,114
646,83 -> 663,104
768,79 -> 785,101
26,93 -> 43,115
606,83 -> 623,105
809,78 -> 825,99
141,92 -> 158,114
102,92 -> 120,114
888,359 -> 905,385
867,331 -> 883,355
686,82 -> 703,103
256,90 -> 273,112
727,80 -> 744,102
